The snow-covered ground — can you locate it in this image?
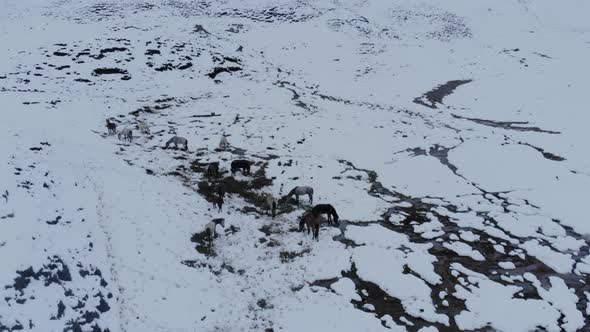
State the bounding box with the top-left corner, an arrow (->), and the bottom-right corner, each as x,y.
1,0 -> 590,331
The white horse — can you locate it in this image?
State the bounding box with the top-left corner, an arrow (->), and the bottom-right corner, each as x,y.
205,218 -> 225,246
262,193 -> 278,219
287,186 -> 313,205
138,121 -> 150,134
165,136 -> 188,150
219,135 -> 230,150
117,128 -> 133,142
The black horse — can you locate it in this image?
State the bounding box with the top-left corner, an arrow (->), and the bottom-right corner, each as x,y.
231,160 -> 251,175
213,185 -> 224,212
105,119 -> 117,135
311,204 -> 339,225
207,162 -> 220,178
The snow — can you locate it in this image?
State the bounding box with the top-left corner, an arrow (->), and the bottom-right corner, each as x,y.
459,231 -> 479,243
331,278 -> 361,302
521,240 -> 574,274
453,265 -> 562,332
417,327 -> 438,332
524,274 -> 585,332
2,0 -> 590,331
498,261 -> 515,270
353,246 -> 448,325
443,242 -> 485,261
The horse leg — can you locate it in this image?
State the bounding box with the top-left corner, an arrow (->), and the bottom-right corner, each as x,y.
314,224 -> 319,240
296,194 -> 299,205
309,193 -> 313,205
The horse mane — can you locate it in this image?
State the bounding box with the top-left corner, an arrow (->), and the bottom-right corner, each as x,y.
331,206 -> 339,219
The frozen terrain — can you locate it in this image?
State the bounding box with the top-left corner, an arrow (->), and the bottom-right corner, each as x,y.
1,0 -> 590,331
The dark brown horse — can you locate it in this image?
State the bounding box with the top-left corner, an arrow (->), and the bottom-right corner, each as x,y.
231,160 -> 251,175
106,119 -> 117,135
212,185 -> 224,212
312,204 -> 339,225
207,162 -> 220,178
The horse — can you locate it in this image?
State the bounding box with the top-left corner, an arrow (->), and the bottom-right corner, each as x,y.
231,160 -> 251,175
206,162 -> 220,178
106,119 -> 117,135
117,128 -> 133,142
137,121 -> 150,134
262,193 -> 278,219
312,204 -> 339,225
165,136 -> 188,150
213,194 -> 224,212
212,185 -> 224,212
205,218 -> 225,246
219,135 -> 230,150
299,212 -> 320,240
287,186 -> 313,205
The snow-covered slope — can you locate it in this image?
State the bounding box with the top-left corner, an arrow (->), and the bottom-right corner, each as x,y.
1,0 -> 590,331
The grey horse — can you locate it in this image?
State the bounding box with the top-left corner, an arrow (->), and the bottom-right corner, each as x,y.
165,136 -> 188,150
287,186 -> 313,205
118,128 -> 132,142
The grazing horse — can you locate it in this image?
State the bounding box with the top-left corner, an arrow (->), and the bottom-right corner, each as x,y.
117,128 -> 132,142
106,119 -> 117,135
206,162 -> 220,178
287,186 -> 313,205
231,160 -> 251,175
165,136 -> 188,150
205,218 -> 225,246
262,193 -> 278,219
299,212 -> 320,240
312,204 -> 339,225
212,185 -> 224,212
138,121 -> 150,134
213,194 -> 224,212
218,135 -> 230,150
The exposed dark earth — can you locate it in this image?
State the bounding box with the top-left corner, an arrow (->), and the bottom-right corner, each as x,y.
2,0 -> 590,331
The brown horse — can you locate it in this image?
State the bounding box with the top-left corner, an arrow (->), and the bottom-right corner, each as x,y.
299,212 -> 320,241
